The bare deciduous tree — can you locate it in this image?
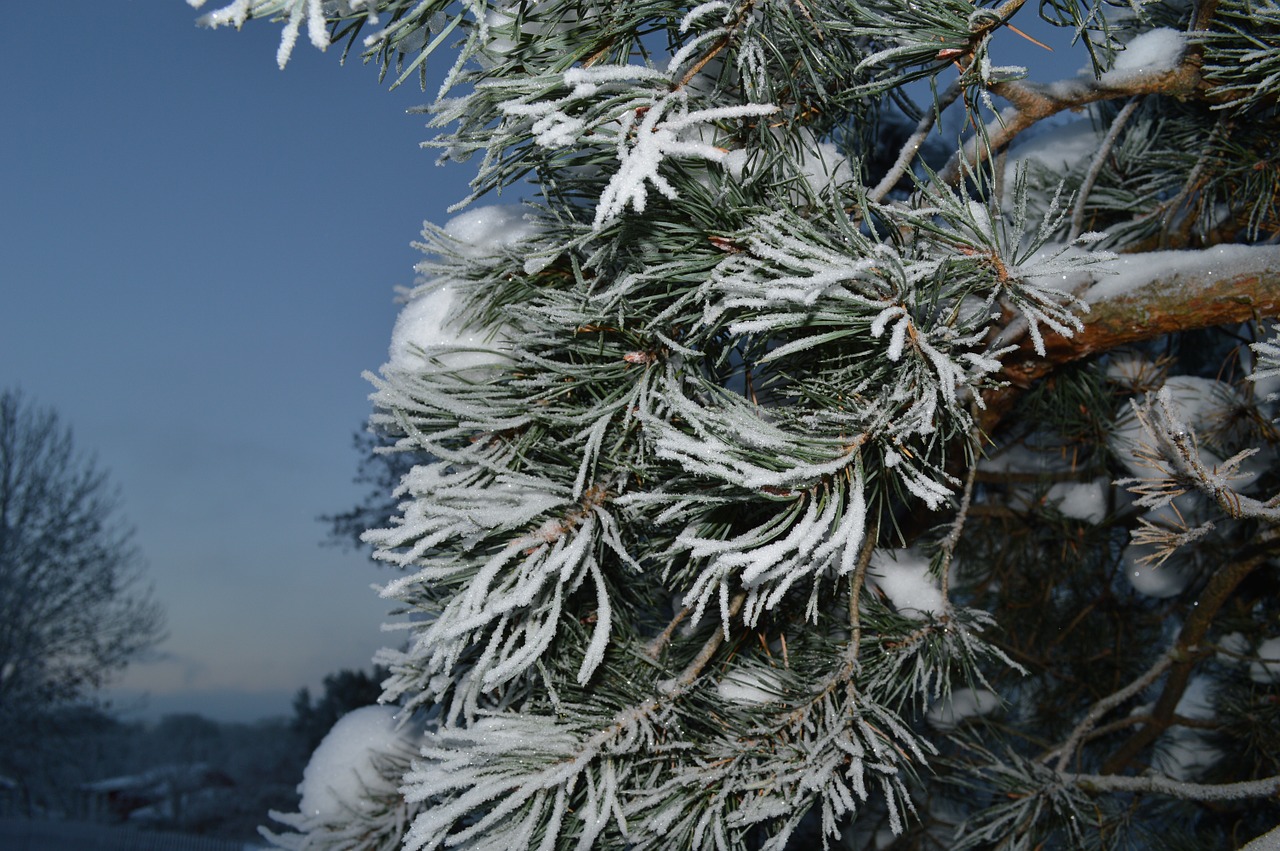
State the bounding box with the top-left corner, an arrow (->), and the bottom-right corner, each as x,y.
0,389 -> 165,788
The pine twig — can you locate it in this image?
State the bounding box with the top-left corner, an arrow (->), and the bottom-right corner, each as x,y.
1063,771 -> 1280,801
868,80 -> 962,203
1069,95 -> 1142,242
672,592 -> 746,689
939,424 -> 981,606
645,604 -> 692,659
1044,647 -> 1176,771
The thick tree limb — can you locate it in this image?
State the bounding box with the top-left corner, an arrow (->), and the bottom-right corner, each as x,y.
982,245 -> 1280,432
1100,544 -> 1272,775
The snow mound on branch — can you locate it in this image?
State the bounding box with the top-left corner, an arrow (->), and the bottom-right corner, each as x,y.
926,687 -> 1000,731
1100,28 -> 1184,86
1045,480 -> 1109,523
444,205 -> 541,258
298,705 -> 421,822
388,284 -> 510,372
1250,636 -> 1280,683
867,549 -> 945,618
1085,244 -> 1275,304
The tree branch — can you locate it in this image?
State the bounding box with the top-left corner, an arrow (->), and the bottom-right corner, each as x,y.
1065,771 -> 1280,802
1100,547 -> 1270,774
982,245 -> 1280,433
940,57 -> 1208,185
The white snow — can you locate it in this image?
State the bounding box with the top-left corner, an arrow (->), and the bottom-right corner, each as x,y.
721,128 -> 852,201
1045,479 -> 1109,523
387,284 -> 510,372
443,205 -> 541,258
794,131 -> 853,197
1155,675 -> 1220,781
978,443 -> 1076,475
1250,636 -> 1280,683
1085,244 -> 1280,305
1004,120 -> 1100,180
1120,544 -> 1193,598
866,549 -> 945,619
925,687 -> 1001,731
297,705 -> 421,822
591,95 -> 777,228
193,0 -> 332,69
1110,375 -> 1240,479
1100,28 -> 1185,86
717,668 -> 785,704
1217,631 -> 1250,663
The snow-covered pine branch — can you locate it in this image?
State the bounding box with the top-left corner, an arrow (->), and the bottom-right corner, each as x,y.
194,0 -> 1280,846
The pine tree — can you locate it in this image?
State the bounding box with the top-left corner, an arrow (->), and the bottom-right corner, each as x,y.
192,0 -> 1280,847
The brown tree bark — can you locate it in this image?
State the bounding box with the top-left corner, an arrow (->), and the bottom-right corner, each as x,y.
982,246 -> 1280,433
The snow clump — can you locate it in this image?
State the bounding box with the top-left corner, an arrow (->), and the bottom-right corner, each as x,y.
443,205 -> 542,259
1121,548 -> 1194,598
1250,636 -> 1280,684
297,705 -> 422,823
717,667 -> 786,705
388,284 -> 511,373
386,206 -> 546,373
866,549 -> 945,618
1045,479 -> 1109,524
926,687 -> 1001,731
1100,28 -> 1184,86
1155,675 -> 1220,781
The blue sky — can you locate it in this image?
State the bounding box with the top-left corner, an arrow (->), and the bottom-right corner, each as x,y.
0,1 -> 476,722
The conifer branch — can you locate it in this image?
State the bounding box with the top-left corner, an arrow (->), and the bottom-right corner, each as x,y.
869,80 -> 962,203
1069,96 -> 1142,242
1100,548 -> 1269,774
672,592 -> 746,689
1045,648 -> 1176,772
940,58 -> 1209,185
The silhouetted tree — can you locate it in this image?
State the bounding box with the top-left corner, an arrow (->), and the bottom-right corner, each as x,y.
0,389 -> 165,807
291,666 -> 389,752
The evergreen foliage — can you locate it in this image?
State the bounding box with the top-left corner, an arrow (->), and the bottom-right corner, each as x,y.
193,0 -> 1280,846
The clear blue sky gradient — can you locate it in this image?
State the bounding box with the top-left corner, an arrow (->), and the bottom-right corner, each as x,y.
0,1 -> 476,722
